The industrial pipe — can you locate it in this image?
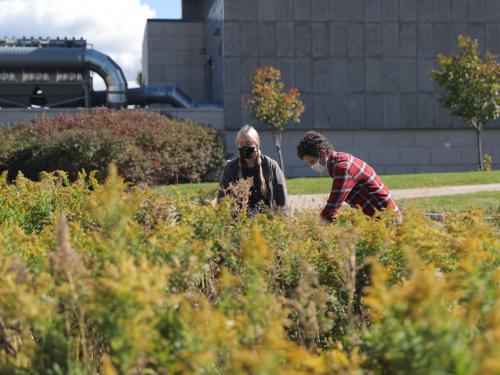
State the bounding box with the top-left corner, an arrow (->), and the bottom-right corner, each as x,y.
0,46 -> 127,108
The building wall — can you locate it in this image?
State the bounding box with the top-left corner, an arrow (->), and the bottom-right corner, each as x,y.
223,0 -> 500,131
143,20 -> 205,101
219,0 -> 500,175
223,128 -> 500,176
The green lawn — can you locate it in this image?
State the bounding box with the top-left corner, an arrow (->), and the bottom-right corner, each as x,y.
159,170 -> 500,196
399,191 -> 500,215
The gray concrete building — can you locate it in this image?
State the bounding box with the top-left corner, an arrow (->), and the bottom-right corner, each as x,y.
147,0 -> 499,175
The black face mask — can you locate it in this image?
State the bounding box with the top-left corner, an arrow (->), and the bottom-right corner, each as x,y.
239,146 -> 256,159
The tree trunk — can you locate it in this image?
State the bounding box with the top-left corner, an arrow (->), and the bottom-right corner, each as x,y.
476,127 -> 484,171
272,130 -> 285,175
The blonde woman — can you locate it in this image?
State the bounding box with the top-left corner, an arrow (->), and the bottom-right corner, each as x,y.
217,125 -> 288,214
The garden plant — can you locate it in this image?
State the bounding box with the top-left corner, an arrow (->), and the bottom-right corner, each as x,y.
245,66 -> 304,175
431,35 -> 500,171
0,167 -> 499,374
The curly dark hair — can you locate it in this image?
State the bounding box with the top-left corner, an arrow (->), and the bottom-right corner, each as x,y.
296,131 -> 333,159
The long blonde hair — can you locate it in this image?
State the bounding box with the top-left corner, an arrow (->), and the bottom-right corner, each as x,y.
236,125 -> 266,197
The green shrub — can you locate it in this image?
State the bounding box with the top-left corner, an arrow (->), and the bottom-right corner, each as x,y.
0,169 -> 499,374
0,109 -> 226,185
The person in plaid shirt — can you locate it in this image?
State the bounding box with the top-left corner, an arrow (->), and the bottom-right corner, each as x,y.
297,131 -> 401,222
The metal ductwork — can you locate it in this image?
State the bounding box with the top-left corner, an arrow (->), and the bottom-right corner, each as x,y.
92,85 -> 222,109
0,45 -> 127,108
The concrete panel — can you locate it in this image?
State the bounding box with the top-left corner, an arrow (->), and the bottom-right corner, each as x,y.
164,66 -> 204,81
294,0 -> 312,21
457,146 -> 477,166
417,0 -> 434,21
486,0 -> 500,22
401,94 -> 418,127
417,23 -> 434,57
147,35 -> 163,51
277,23 -> 294,57
322,130 -> 352,148
240,0 -> 259,21
383,130 -> 416,147
382,0 -> 399,21
386,165 -> 417,174
366,94 -> 384,128
313,23 -> 330,57
313,94 -> 332,128
330,23 -> 348,56
415,130 -> 443,146
331,95 -> 349,127
444,130 -> 475,146
149,50 -> 177,65
312,0 -> 331,21
348,94 -> 366,128
435,0 -> 451,21
400,58 -> 417,92
348,58 -> 365,93
366,58 -> 382,93
469,0 -> 485,22
383,23 -> 399,57
240,57 -> 259,93
354,130 -> 384,146
313,59 -> 331,93
224,57 -> 241,94
224,0 -> 240,21
348,24 -> 365,57
384,95 -> 401,128
400,0 -> 416,21
224,22 -> 241,57
368,147 -> 400,165
468,24 -> 486,53
400,147 -> 431,164
275,58 -> 295,88
294,23 -> 312,56
382,58 -> 400,93
417,59 -> 435,92
175,50 -> 204,66
348,0 -> 365,22
451,0 -> 468,22
400,23 -> 417,57
431,147 -> 461,164
347,147 -> 370,161
434,97 -> 452,128
418,94 -> 435,128
486,24 -> 500,53
224,93 -> 242,129
331,58 -> 348,93
435,23 -> 453,55
276,0 -> 294,20
240,22 -> 259,57
366,0 -> 382,22
259,0 -> 276,21
295,58 -> 313,92
331,0 -> 348,21
365,23 -> 382,57
259,22 -> 277,56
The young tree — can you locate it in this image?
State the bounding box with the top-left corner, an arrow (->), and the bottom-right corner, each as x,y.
245,67 -> 304,174
431,35 -> 500,170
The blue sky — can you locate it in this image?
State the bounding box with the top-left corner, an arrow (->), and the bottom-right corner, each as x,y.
146,0 -> 182,19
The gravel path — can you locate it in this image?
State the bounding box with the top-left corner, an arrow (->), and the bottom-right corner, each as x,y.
288,183 -> 500,211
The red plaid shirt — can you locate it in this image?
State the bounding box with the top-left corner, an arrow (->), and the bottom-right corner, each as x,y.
321,151 -> 400,220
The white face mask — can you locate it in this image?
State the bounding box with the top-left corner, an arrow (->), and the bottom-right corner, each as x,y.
311,158 -> 327,173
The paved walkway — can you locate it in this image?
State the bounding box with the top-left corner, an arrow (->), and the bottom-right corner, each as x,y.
289,183 -> 500,211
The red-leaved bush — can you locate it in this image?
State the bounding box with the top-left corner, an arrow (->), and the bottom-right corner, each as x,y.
0,109 -> 226,185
